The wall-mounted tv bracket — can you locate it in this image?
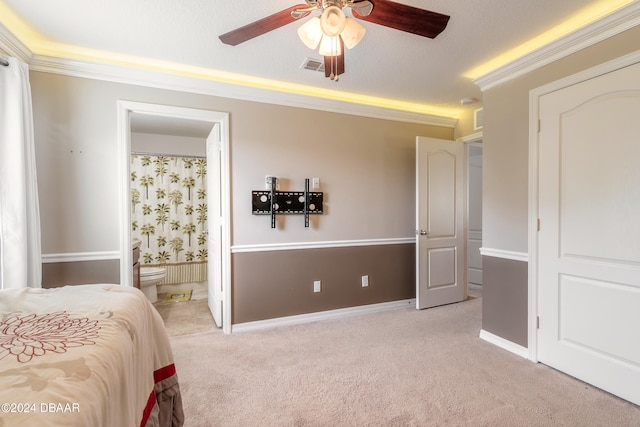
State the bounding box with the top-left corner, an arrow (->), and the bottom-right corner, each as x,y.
252,177 -> 324,228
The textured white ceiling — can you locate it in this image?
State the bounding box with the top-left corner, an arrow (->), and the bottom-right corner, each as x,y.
1,0 -> 632,114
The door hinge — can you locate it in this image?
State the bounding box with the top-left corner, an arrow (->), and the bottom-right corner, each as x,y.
537,218 -> 541,231
537,119 -> 541,133
537,316 -> 540,329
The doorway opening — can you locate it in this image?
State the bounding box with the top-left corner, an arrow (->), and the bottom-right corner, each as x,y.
467,141 -> 483,298
117,101 -> 231,334
415,135 -> 483,307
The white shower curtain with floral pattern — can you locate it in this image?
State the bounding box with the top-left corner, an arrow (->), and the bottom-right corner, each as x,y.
0,56 -> 42,289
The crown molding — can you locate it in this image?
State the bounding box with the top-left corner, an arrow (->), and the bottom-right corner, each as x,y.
25,53 -> 458,127
474,2 -> 640,92
0,16 -> 457,129
0,22 -> 32,62
4,5 -> 640,123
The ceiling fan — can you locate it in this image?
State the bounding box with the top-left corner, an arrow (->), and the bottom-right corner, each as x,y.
219,0 -> 450,81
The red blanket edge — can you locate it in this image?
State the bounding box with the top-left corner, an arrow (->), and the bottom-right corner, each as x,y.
140,363 -> 178,427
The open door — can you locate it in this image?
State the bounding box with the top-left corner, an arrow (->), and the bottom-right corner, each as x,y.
207,126 -> 223,328
118,102 -> 231,332
416,137 -> 466,309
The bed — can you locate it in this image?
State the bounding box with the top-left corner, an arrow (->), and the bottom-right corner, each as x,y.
0,284 -> 183,427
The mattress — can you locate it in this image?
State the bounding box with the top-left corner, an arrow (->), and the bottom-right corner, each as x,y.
0,284 -> 183,426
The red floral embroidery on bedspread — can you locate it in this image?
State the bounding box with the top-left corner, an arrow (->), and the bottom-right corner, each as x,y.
0,312 -> 100,363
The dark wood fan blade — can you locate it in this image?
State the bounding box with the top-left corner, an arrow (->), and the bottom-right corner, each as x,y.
324,38 -> 345,79
353,0 -> 450,39
219,4 -> 309,46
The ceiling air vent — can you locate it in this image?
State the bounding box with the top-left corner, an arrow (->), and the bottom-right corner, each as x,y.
301,57 -> 325,73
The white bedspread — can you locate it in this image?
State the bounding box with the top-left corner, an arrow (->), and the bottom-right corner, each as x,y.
0,284 -> 183,427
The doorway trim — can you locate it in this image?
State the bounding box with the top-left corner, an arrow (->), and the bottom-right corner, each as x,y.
117,101 -> 232,333
459,132 -> 483,293
528,49 -> 640,362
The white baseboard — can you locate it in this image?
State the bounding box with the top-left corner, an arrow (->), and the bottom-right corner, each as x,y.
479,329 -> 530,360
232,299 -> 416,333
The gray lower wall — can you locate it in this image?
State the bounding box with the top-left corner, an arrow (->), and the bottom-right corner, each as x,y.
482,255 -> 528,347
40,243 -> 415,323
232,243 -> 415,324
42,259 -> 120,288
481,26 -> 640,351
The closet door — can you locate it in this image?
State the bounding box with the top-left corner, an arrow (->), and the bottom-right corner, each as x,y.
537,61 -> 640,405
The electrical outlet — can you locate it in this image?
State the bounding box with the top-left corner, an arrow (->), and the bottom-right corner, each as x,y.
314,280 -> 321,293
361,275 -> 369,287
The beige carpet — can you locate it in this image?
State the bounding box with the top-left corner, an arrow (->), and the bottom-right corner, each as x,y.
169,294 -> 640,426
154,297 -> 218,337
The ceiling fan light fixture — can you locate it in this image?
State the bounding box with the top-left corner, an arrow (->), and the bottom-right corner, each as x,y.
341,17 -> 366,49
318,35 -> 342,56
320,6 -> 346,37
297,17 -> 323,49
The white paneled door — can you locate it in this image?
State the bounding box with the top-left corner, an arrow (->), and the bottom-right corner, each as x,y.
537,60 -> 640,405
207,126 -> 223,328
416,137 -> 465,309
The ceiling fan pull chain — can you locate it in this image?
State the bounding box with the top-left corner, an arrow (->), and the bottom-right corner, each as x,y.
333,58 -> 339,81
334,39 -> 339,81
330,52 -> 338,81
329,48 -> 334,80
329,37 -> 339,81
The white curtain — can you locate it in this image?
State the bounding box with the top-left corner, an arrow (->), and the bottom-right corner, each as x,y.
0,56 -> 42,289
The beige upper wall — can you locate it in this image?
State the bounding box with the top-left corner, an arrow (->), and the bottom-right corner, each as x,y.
231,104 -> 450,245
482,25 -> 640,253
131,133 -> 206,157
29,72 -> 452,254
454,106 -> 483,140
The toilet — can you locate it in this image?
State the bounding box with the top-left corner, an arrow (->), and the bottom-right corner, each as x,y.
139,267 -> 166,303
